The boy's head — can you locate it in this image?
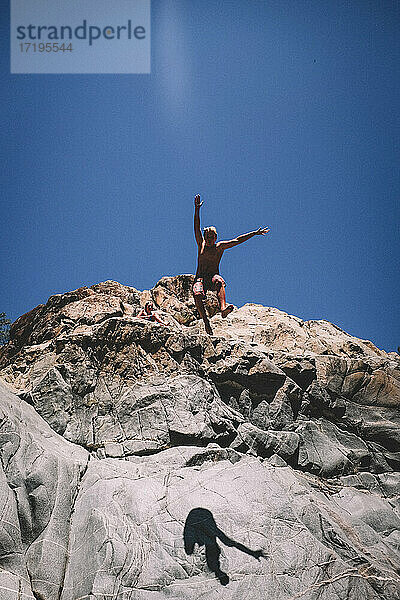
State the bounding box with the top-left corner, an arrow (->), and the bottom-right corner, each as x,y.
203,226 -> 217,246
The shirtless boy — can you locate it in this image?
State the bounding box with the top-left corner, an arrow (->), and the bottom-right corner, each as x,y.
193,194 -> 269,335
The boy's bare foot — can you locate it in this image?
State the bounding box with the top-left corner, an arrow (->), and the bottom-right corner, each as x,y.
221,304 -> 234,318
204,321 -> 213,335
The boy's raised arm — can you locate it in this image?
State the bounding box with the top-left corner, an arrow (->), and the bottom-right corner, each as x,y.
219,226 -> 270,250
194,194 -> 204,246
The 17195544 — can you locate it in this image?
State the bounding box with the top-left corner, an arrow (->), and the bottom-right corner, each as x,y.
19,42 -> 73,52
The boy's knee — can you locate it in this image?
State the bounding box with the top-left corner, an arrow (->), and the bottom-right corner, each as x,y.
212,275 -> 225,290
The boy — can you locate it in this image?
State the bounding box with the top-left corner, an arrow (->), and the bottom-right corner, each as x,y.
193,194 -> 269,334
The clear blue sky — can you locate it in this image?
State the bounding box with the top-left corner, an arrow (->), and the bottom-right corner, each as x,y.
1,1 -> 399,351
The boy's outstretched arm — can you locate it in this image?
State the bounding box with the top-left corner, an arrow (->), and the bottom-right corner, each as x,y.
218,226 -> 270,250
194,194 -> 204,246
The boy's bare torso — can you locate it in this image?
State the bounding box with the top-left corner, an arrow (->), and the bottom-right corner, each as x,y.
196,242 -> 224,278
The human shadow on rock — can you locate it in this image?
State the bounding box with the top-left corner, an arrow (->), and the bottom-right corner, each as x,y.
184,507 -> 265,585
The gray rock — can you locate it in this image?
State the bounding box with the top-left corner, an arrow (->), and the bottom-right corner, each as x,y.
0,380 -> 88,600
0,277 -> 399,599
296,418 -> 371,477
56,451 -> 400,600
231,422 -> 300,461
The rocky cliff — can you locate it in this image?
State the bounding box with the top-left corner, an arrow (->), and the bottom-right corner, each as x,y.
0,276 -> 399,600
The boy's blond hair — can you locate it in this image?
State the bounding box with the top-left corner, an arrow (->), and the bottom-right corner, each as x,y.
203,226 -> 217,238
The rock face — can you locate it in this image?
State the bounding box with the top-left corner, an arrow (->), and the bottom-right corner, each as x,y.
0,276 -> 399,599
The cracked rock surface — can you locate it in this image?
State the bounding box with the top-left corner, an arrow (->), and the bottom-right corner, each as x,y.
0,277 -> 399,599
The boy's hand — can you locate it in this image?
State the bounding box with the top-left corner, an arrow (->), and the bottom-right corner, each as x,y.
253,549 -> 268,560
194,194 -> 203,208
255,227 -> 270,235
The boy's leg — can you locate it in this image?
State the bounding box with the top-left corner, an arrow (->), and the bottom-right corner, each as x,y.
194,295 -> 213,334
213,276 -> 234,318
193,279 -> 213,334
